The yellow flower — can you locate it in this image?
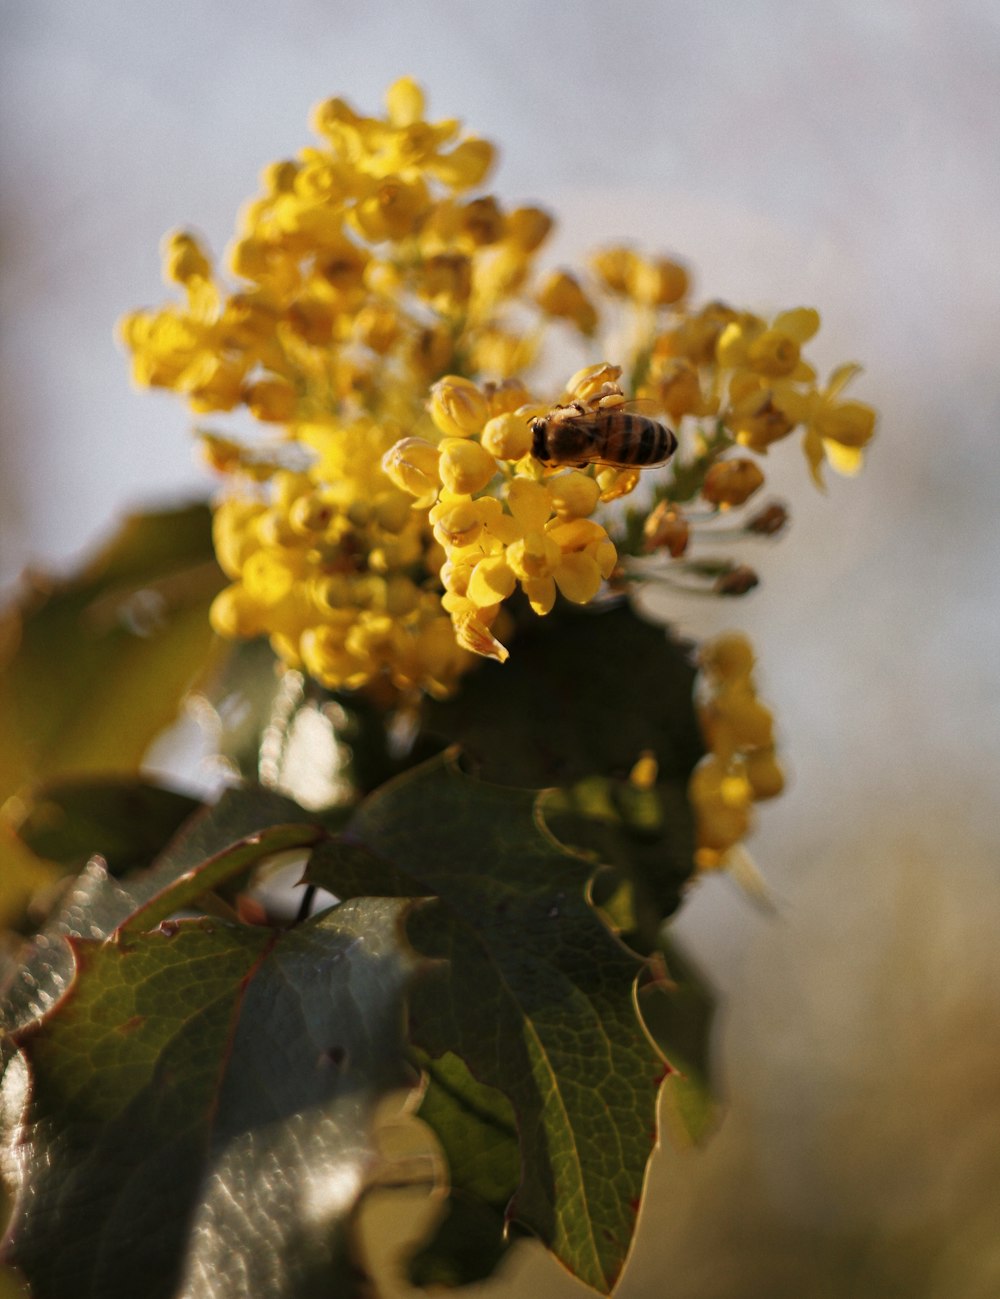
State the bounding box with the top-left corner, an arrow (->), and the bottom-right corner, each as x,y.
789,364 -> 877,488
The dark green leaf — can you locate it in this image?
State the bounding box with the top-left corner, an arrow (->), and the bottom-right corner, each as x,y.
0,501 -> 223,929
639,934 -> 718,1144
421,600 -> 703,788
0,786 -> 323,1033
407,1051 -> 520,1288
2,899 -> 418,1299
6,777 -> 200,872
307,755 -> 666,1294
543,774 -> 697,950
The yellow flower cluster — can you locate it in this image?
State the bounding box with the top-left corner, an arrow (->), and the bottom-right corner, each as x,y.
689,632 -> 784,871
616,281 -> 878,491
383,365 -> 631,662
118,80 -> 588,697
120,79 -> 875,713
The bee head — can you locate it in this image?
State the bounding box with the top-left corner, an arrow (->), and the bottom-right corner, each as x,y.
529,416 -> 548,460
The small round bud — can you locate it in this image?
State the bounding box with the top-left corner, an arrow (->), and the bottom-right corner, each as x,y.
438,438 -> 498,496
702,458 -> 765,508
481,412 -> 532,461
428,376 -> 489,438
714,565 -> 760,596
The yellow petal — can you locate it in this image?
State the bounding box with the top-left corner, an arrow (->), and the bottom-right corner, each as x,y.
521,575 -> 557,615
802,426 -> 827,491
823,440 -> 866,476
772,307 -> 820,343
467,556 -> 517,607
553,553 -> 602,604
385,77 -> 425,127
506,478 -> 552,531
825,362 -> 863,400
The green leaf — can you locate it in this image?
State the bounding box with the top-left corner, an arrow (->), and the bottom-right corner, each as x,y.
2,899 -> 418,1299
543,774 -> 697,950
0,501 -> 224,928
421,600 -> 703,788
5,777 -> 200,872
0,786 -> 323,1034
639,934 -> 718,1145
407,1052 -> 520,1288
307,755 -> 666,1294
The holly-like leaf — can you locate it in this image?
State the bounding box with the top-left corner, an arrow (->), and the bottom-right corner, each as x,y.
0,788 -> 324,1034
421,601 -> 703,788
639,934 -> 719,1145
0,502 -> 224,928
407,1051 -> 520,1288
543,774 -> 697,950
1,899 -> 418,1299
6,777 -> 200,873
307,756 -> 665,1294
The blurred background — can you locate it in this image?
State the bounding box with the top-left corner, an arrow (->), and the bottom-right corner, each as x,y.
2,2 -> 999,1295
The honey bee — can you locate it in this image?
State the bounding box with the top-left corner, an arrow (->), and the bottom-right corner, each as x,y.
530,401 -> 678,469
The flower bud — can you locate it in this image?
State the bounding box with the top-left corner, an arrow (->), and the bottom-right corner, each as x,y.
642,502 -> 689,557
481,412 -> 532,461
549,471 -> 601,519
428,376 -> 489,438
702,458 -> 765,508
438,438 -> 498,495
714,565 -> 760,596
381,437 -> 441,499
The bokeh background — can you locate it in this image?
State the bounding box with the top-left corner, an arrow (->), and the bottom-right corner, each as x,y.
2,2 -> 999,1296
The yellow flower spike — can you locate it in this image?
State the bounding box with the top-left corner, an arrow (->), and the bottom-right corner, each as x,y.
481,412 -> 533,461
549,471 -> 601,519
536,270 -> 598,335
433,499 -> 485,549
702,458 -> 766,508
163,231 -> 212,286
506,478 -> 553,532
505,206 -> 554,253
590,246 -> 637,295
427,137 -> 496,190
438,439 -> 498,496
381,437 -> 442,500
553,552 -> 602,604
467,556 -> 517,608
385,77 -> 426,127
745,747 -> 785,800
470,328 -> 536,379
428,375 -> 490,439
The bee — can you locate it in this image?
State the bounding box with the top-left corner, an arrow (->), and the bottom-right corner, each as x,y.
530,401 -> 678,470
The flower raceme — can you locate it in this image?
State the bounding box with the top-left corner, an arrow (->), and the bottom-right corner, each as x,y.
121,77 -> 874,884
